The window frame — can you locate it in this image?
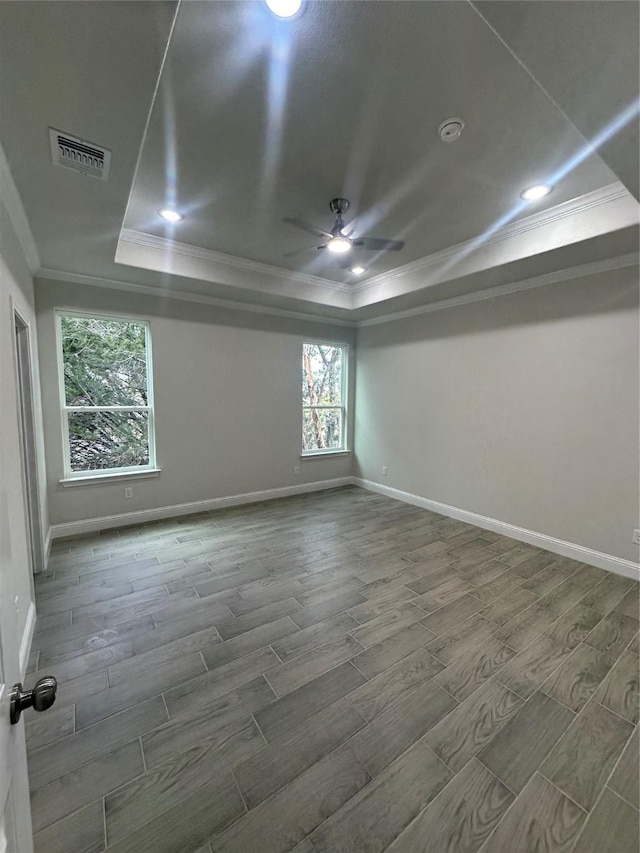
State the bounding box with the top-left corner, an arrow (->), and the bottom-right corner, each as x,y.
55,309 -> 158,481
301,339 -> 348,457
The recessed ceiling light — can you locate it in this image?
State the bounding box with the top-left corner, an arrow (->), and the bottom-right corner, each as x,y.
158,208 -> 183,223
350,266 -> 365,275
265,0 -> 302,18
521,184 -> 552,202
326,236 -> 351,254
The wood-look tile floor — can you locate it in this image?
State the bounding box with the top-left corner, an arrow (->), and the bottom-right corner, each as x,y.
26,487 -> 639,853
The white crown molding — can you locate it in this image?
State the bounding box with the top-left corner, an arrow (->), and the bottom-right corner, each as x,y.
116,183 -> 636,317
35,267 -> 355,327
352,182 -> 633,296
354,478 -> 640,580
119,228 -> 352,295
356,251 -> 640,327
121,183 -> 633,306
0,140 -> 40,273
48,477 -> 354,541
38,248 -> 638,331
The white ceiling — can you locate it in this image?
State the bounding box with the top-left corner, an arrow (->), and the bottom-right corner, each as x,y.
475,0 -> 640,201
0,0 -> 638,323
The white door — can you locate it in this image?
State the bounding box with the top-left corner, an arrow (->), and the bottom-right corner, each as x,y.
0,486 -> 34,853
0,290 -> 37,849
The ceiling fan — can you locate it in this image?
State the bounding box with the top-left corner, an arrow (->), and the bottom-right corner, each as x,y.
284,198 -> 404,266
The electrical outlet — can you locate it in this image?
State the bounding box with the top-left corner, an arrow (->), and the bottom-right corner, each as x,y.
293,465 -> 299,475
124,486 -> 133,499
633,529 -> 640,545
382,466 -> 388,476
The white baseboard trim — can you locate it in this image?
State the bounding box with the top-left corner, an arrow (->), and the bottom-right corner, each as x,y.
47,475 -> 640,580
49,477 -> 354,540
354,478 -> 640,581
19,601 -> 37,679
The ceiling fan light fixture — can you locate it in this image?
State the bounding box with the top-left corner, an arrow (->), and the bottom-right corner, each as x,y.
283,197 -> 404,258
350,265 -> 365,275
327,236 -> 351,254
159,208 -> 183,223
265,0 -> 302,18
521,184 -> 552,201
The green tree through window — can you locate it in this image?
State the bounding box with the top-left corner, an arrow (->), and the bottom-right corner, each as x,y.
302,342 -> 346,452
59,314 -> 155,474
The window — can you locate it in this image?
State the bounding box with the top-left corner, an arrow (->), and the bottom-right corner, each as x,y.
57,312 -> 156,478
302,341 -> 347,454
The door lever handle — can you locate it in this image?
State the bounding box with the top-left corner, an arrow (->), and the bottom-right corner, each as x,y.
10,676 -> 57,725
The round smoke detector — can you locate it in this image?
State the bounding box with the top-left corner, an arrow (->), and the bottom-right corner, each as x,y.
438,118 -> 465,142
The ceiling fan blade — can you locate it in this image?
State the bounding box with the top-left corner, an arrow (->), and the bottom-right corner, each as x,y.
352,237 -> 404,251
283,244 -> 325,257
284,217 -> 332,240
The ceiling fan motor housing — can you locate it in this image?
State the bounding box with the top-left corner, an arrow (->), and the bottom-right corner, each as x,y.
329,197 -> 350,215
329,198 -> 350,234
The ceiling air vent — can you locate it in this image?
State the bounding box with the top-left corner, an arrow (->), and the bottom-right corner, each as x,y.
49,128 -> 111,180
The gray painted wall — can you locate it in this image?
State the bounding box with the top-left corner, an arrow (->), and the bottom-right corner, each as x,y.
36,263 -> 638,566
355,264 -> 639,563
35,279 -> 355,526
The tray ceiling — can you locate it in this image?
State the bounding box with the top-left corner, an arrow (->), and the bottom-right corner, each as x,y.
0,1 -> 638,321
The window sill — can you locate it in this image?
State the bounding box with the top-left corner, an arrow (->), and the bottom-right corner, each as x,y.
59,469 -> 162,488
300,451 -> 351,459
